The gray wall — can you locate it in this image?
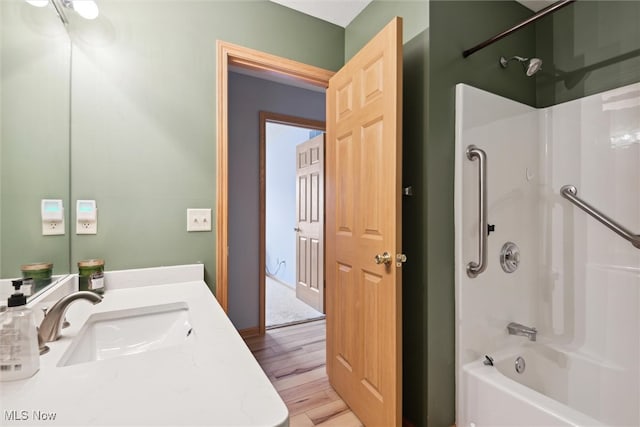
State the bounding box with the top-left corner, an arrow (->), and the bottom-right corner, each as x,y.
228,72 -> 325,330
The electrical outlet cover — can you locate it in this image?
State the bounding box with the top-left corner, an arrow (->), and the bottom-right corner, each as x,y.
76,211 -> 97,234
42,220 -> 65,236
76,220 -> 97,234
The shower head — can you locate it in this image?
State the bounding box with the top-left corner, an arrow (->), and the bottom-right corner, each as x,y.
499,56 -> 543,76
526,58 -> 543,76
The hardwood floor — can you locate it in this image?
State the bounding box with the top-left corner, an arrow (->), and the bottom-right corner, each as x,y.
244,319 -> 363,427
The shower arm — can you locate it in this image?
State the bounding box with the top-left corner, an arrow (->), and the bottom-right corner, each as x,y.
466,145 -> 489,277
561,185 -> 640,250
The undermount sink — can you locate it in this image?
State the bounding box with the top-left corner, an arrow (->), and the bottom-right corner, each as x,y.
58,302 -> 193,367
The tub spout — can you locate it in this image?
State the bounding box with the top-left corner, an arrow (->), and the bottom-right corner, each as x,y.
507,322 -> 537,341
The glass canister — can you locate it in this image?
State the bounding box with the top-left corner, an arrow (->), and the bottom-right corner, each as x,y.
78,259 -> 105,294
20,262 -> 53,294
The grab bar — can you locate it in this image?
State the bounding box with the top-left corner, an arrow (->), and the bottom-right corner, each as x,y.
560,185 -> 640,250
466,145 -> 488,277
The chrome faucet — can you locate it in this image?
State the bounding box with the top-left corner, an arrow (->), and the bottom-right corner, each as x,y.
507,322 -> 537,342
38,291 -> 103,351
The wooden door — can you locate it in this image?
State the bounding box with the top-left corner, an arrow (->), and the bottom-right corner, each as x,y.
326,17 -> 403,427
295,134 -> 325,313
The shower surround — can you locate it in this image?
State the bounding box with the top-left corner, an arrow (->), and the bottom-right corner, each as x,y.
455,83 -> 640,426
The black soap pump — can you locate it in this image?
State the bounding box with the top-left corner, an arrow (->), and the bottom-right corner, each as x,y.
0,280 -> 40,381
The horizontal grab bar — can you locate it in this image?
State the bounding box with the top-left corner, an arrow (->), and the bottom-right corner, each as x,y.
560,185 -> 640,250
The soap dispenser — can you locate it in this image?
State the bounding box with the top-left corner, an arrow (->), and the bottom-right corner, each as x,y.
0,280 -> 40,381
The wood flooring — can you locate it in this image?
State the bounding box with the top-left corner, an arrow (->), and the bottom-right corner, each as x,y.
244,319 -> 363,427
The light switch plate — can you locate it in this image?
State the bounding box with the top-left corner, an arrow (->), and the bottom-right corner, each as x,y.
187,208 -> 211,232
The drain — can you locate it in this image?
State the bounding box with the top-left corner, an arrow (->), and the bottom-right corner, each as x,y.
515,356 -> 526,374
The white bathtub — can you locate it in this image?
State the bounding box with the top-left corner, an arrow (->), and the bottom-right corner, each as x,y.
458,343 -> 640,426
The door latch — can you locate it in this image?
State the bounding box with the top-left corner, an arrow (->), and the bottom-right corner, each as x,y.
374,252 -> 407,267
396,254 -> 407,267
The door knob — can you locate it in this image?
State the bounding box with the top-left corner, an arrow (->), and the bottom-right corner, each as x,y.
374,252 -> 392,265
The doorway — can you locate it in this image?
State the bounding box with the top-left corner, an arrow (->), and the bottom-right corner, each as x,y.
214,41 -> 333,319
260,113 -> 326,329
216,41 -> 333,337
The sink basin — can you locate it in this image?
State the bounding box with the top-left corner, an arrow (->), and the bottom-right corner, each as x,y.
58,302 -> 193,367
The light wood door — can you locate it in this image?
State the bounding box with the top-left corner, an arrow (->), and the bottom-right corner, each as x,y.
326,17 -> 403,427
295,134 -> 325,313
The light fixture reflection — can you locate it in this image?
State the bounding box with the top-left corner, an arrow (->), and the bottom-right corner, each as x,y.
71,0 -> 99,19
26,0 -> 49,7
610,130 -> 640,148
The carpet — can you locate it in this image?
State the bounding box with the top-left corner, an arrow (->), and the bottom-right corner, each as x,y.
266,276 -> 324,328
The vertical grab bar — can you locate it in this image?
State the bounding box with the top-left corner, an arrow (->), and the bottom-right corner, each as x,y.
466,145 -> 488,278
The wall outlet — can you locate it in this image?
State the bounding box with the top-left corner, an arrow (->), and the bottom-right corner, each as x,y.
42,220 -> 65,236
76,220 -> 97,235
76,200 -> 97,235
41,199 -> 64,235
187,208 -> 211,232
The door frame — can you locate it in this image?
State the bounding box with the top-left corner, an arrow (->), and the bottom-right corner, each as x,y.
259,112 -> 325,335
215,40 -> 334,325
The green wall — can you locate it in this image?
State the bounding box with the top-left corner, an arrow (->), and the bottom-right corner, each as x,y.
0,0 -> 3,277
536,1 -> 640,107
344,0 -> 428,61
68,1 -> 344,291
3,0 -> 638,424
347,1 -> 536,425
426,2 -> 536,425
345,2 -> 429,424
1,0 -> 71,279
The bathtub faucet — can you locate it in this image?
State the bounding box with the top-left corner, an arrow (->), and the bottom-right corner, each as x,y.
507,322 -> 537,342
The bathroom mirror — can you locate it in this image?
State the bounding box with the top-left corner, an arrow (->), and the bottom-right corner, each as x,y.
0,0 -> 71,294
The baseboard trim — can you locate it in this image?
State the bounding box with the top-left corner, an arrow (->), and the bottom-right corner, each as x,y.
266,315 -> 326,330
238,326 -> 260,338
265,273 -> 294,289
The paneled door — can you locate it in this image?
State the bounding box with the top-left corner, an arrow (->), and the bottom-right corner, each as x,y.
295,134 -> 325,313
326,17 -> 403,427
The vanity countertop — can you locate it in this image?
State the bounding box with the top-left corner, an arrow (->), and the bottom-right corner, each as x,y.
0,271 -> 288,426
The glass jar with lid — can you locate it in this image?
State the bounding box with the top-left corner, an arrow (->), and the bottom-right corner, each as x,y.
78,259 -> 105,294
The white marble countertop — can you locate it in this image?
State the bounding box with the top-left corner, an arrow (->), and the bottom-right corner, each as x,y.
0,266 -> 288,426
